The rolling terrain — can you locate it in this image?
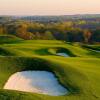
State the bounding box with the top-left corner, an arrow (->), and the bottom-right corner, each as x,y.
0,35 -> 100,100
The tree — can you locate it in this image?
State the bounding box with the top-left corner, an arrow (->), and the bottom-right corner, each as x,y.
0,26 -> 4,35
44,31 -> 55,40
83,29 -> 92,43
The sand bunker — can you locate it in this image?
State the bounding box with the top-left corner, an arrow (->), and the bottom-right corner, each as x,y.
57,53 -> 69,57
94,50 -> 100,53
90,49 -> 100,53
4,71 -> 68,96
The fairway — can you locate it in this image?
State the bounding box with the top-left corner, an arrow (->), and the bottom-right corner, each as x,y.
0,38 -> 100,100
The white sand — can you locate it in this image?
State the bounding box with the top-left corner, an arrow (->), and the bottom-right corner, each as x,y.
57,53 -> 69,57
4,71 -> 68,96
93,50 -> 100,53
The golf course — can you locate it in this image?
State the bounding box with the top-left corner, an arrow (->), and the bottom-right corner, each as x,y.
0,35 -> 100,100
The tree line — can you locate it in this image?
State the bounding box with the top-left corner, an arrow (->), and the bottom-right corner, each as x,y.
0,20 -> 100,43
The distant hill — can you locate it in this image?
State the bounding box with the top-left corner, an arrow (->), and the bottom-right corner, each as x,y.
1,14 -> 100,22
20,14 -> 100,22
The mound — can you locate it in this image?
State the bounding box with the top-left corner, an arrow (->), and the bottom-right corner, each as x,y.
0,47 -> 15,56
49,47 -> 76,57
0,35 -> 23,44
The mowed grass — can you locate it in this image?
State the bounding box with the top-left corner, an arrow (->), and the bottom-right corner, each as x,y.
0,36 -> 100,100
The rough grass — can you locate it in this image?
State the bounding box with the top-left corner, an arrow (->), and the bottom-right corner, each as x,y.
0,39 -> 100,100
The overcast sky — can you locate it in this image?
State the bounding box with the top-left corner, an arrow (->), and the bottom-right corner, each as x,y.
0,0 -> 100,15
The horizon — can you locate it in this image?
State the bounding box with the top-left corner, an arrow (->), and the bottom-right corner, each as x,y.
0,13 -> 100,17
0,0 -> 100,16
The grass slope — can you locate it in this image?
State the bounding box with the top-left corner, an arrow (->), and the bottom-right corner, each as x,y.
0,35 -> 23,44
0,39 -> 100,100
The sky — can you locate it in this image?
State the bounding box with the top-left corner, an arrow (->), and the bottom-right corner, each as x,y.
0,0 -> 100,15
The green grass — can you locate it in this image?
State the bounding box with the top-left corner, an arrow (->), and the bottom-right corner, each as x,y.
81,44 -> 100,51
0,35 -> 23,44
0,39 -> 100,100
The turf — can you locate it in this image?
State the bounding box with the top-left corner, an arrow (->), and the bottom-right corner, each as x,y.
0,38 -> 100,100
